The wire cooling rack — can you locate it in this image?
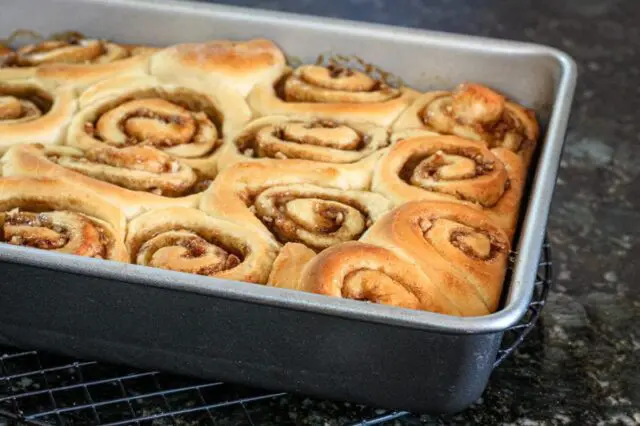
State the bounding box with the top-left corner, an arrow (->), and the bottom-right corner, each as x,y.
0,241 -> 552,426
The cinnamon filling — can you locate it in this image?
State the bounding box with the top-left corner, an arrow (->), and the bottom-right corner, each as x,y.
327,64 -> 354,78
47,147 -> 206,197
87,91 -> 224,160
400,148 -> 494,186
253,188 -> 371,251
420,85 -> 532,152
137,230 -> 244,276
278,63 -> 401,103
0,86 -> 52,120
342,269 -> 421,309
15,39 -> 107,66
235,119 -> 387,164
449,228 -> 506,260
1,209 -> 109,258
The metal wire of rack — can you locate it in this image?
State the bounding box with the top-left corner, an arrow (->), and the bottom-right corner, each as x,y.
0,240 -> 552,426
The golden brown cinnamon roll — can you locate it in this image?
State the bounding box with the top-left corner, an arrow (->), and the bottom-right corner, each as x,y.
1,36 -> 152,86
150,39 -> 286,97
14,38 -> 129,66
0,177 -> 127,261
361,201 -> 511,315
268,241 -> 461,315
126,207 -> 278,283
372,135 -> 523,237
67,75 -> 251,179
0,79 -> 76,154
217,115 -> 392,186
393,83 -> 539,165
200,162 -> 393,251
248,64 -> 418,127
1,144 -> 203,219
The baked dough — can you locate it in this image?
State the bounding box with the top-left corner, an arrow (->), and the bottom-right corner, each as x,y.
217,115 -> 392,187
1,144 -> 202,219
126,207 -> 278,283
248,66 -> 418,127
361,200 -> 511,314
372,134 -> 523,237
150,39 -> 286,97
200,161 -> 393,251
0,176 -> 128,261
267,240 -> 462,315
1,38 -> 154,88
0,78 -> 76,154
393,82 -> 539,165
67,74 -> 251,178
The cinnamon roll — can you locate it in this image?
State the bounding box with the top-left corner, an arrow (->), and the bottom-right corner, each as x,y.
372,135 -> 523,237
1,144 -> 203,219
0,79 -> 76,154
1,36 -> 152,87
67,75 -> 251,179
217,115 -> 391,185
247,64 -> 418,127
0,177 -> 127,261
393,83 -> 539,165
268,241 -> 461,315
361,201 -> 511,315
200,162 -> 393,251
126,207 -> 278,283
150,39 -> 286,97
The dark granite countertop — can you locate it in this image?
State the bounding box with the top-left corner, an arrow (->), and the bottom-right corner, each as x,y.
1,1 -> 637,425
201,0 -> 639,424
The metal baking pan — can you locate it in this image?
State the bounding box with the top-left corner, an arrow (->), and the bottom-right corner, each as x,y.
0,0 -> 576,414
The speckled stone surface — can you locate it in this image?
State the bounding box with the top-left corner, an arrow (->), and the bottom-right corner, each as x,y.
196,0 -> 639,424
1,1 -> 637,425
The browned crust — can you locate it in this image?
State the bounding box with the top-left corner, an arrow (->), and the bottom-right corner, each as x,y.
361,200 -> 510,314
0,176 -> 128,261
199,160 -> 378,243
267,242 -> 316,289
296,241 -> 461,314
371,134 -> 521,236
125,207 -> 278,284
149,39 -> 286,97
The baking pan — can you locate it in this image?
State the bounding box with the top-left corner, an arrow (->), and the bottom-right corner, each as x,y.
0,0 -> 577,414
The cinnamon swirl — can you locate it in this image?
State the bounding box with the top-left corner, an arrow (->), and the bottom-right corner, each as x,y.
217,115 -> 392,185
0,177 -> 127,261
268,241 -> 461,315
126,207 -> 278,283
372,135 -> 523,236
1,36 -> 152,87
0,79 -> 76,154
247,64 -> 418,127
1,144 -> 203,219
393,83 -> 539,165
150,39 -> 286,97
67,75 -> 251,179
361,201 -> 511,315
200,162 -> 393,251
